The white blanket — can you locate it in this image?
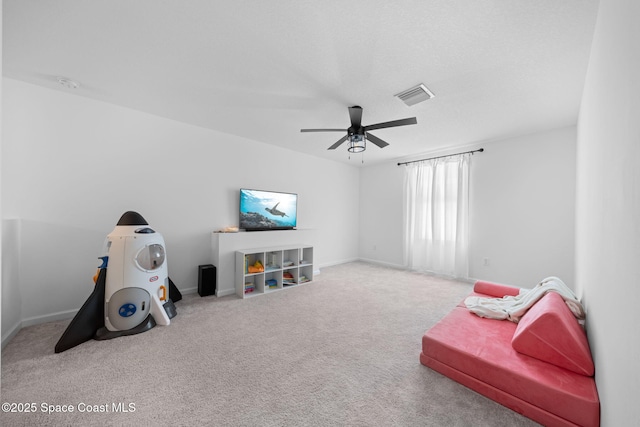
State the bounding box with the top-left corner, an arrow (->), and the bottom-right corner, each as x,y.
464,276 -> 585,323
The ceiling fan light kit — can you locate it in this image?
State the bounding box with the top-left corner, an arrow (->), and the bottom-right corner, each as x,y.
347,134 -> 366,153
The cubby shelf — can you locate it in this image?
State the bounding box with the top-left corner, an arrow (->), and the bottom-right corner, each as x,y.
235,245 -> 313,298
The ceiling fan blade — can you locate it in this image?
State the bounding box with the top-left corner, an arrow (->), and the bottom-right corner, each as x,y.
348,106 -> 363,128
301,128 -> 346,132
365,133 -> 389,149
364,117 -> 417,131
328,135 -> 348,150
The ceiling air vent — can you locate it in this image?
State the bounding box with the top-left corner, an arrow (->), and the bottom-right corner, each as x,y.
395,84 -> 435,106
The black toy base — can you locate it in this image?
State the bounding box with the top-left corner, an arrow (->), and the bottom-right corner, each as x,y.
94,314 -> 157,340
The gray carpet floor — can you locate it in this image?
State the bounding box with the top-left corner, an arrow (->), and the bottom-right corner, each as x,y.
1,261 -> 539,426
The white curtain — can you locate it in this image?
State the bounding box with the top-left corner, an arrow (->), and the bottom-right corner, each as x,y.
403,154 -> 470,278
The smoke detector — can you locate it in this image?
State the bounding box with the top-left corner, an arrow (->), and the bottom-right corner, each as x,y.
57,77 -> 80,89
395,83 -> 434,106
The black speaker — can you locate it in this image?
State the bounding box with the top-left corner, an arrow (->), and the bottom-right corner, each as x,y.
198,264 -> 217,297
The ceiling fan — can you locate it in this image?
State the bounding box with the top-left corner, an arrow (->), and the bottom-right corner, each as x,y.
301,106 -> 417,152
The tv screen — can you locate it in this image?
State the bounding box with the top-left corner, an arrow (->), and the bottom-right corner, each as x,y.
239,189 -> 297,231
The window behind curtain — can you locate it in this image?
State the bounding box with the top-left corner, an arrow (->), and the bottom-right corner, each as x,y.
403,154 -> 470,278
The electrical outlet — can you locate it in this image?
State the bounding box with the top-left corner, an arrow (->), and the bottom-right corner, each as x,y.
483,258 -> 490,266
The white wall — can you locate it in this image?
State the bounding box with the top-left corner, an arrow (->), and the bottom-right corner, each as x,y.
576,0 -> 640,424
1,78 -> 360,337
469,127 -> 576,287
358,162 -> 405,267
360,126 -> 577,289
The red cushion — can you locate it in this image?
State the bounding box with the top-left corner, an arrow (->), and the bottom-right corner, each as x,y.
420,354 -> 588,427
473,281 -> 521,298
512,292 -> 595,376
422,307 -> 599,427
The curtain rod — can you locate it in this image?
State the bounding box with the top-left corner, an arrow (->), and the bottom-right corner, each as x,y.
397,148 -> 484,166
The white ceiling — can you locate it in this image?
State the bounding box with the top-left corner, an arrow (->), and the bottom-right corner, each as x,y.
3,0 -> 599,166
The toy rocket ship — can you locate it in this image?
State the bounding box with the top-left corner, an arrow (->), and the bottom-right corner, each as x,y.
55,211 -> 182,353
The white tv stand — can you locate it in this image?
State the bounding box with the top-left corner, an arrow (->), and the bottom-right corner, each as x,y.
236,245 -> 313,298
211,229 -> 317,297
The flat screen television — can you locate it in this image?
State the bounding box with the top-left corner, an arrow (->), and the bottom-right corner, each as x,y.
239,189 -> 297,231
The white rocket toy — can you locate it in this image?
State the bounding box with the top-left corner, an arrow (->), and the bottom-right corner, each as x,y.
55,211 -> 181,353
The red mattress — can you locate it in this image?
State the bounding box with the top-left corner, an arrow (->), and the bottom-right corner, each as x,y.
421,306 -> 599,427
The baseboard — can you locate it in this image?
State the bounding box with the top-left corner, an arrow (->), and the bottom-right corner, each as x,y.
180,286 -> 198,295
356,257 -> 406,270
21,308 -> 80,328
316,257 -> 359,269
216,288 -> 236,297
357,258 -> 475,283
1,321 -> 22,350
